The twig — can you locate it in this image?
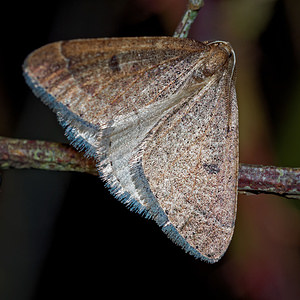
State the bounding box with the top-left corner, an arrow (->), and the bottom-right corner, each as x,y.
238,164 -> 300,200
0,136 -> 97,176
0,137 -> 299,200
173,0 -> 204,38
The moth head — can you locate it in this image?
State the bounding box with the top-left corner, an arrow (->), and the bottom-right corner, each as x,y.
193,41 -> 236,83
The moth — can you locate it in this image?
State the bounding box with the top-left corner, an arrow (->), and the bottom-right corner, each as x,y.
23,37 -> 239,263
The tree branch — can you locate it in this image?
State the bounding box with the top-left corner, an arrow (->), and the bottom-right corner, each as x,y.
0,136 -> 97,176
173,0 -> 204,38
238,164 -> 300,200
0,136 -> 299,200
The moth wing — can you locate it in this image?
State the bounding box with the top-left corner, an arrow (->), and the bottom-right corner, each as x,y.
131,66 -> 239,262
23,37 -> 209,215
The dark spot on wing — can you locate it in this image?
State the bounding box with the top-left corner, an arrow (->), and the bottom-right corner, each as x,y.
109,55 -> 120,72
202,164 -> 220,174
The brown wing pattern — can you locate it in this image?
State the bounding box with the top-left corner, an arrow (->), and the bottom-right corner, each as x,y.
23,37 -> 238,261
135,43 -> 238,262
24,37 -> 208,128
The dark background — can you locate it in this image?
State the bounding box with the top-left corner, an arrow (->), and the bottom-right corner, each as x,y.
0,0 -> 299,299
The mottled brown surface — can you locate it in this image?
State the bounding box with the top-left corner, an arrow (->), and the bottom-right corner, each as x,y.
24,37 -> 238,262
140,41 -> 238,261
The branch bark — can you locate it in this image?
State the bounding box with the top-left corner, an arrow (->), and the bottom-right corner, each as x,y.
0,136 -> 299,200
173,0 -> 204,38
0,136 -> 97,175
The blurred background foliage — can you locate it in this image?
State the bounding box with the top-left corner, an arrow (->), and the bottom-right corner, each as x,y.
0,0 -> 299,299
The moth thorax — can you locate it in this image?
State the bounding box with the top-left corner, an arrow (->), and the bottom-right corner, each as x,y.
203,47 -> 229,77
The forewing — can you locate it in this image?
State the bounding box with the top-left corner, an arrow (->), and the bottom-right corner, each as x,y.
23,37 -> 211,215
132,50 -> 239,262
23,37 -> 209,154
